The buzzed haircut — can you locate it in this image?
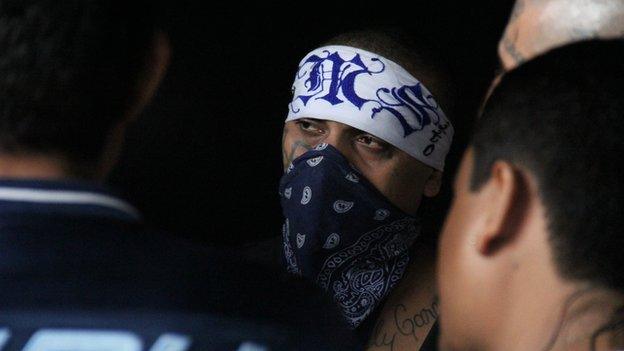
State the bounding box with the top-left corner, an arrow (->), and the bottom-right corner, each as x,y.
471,39 -> 624,291
324,28 -> 455,116
0,0 -> 162,176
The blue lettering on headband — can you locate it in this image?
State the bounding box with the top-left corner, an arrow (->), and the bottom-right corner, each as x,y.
290,50 -> 445,138
292,50 -> 384,109
373,84 -> 443,137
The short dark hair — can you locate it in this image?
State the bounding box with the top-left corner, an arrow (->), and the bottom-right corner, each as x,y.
471,40 -> 624,291
324,28 -> 455,116
0,0 -> 161,176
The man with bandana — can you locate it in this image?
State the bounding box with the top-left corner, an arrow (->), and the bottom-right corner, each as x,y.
279,29 -> 454,343
438,40 -> 624,351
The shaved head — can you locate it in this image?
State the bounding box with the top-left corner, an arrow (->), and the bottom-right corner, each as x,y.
499,0 -> 624,71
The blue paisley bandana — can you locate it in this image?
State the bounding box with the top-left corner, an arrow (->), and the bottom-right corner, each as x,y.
279,144 -> 421,328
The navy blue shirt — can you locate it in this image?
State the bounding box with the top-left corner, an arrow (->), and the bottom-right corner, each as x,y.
0,179 -> 355,350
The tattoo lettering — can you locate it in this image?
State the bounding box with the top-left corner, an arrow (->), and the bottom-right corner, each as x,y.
395,301 -> 439,343
502,34 -> 525,65
367,301 -> 439,351
283,140 -> 313,170
509,0 -> 525,22
281,126 -> 313,170
368,318 -> 396,350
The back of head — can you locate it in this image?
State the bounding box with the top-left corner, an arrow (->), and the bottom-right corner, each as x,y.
325,28 -> 455,115
499,0 -> 624,71
473,39 -> 624,291
0,0 -> 160,177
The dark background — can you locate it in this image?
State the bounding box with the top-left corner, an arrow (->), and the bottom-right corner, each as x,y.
110,1 -> 515,247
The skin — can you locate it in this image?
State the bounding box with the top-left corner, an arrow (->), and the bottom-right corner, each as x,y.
498,0 -> 624,72
483,0 -> 624,105
437,148 -> 624,351
267,45 -> 451,349
282,118 -> 442,216
0,32 -> 171,180
282,117 -> 443,350
366,242 -> 438,351
372,2 -> 624,347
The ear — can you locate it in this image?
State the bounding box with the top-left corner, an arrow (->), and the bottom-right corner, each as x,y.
98,32 -> 170,179
126,30 -> 171,122
423,170 -> 442,198
474,161 -> 527,256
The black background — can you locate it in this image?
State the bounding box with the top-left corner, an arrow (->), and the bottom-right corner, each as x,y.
110,1 -> 515,247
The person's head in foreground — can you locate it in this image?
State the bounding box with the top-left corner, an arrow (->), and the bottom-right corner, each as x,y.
438,39 -> 624,351
0,2 -> 358,349
499,0 -> 624,72
0,0 -> 169,181
279,29 -> 454,328
485,0 -> 624,102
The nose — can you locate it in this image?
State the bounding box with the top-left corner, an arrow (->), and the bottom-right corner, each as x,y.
319,122 -> 356,162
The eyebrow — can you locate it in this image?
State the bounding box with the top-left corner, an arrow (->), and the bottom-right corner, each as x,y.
346,126 -> 387,142
302,117 -> 326,123
301,118 -> 358,133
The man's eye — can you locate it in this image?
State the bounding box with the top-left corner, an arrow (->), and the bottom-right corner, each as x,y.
298,121 -> 312,130
359,136 -> 374,145
357,135 -> 386,150
296,120 -> 323,134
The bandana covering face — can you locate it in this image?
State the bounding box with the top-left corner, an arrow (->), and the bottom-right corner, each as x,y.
287,45 -> 453,171
279,144 -> 421,328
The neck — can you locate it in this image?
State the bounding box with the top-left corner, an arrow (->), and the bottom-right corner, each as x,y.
497,272 -> 624,351
0,153 -> 73,180
551,288 -> 624,351
484,192 -> 624,351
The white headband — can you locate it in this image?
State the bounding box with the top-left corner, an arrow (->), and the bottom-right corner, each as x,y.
286,45 -> 453,171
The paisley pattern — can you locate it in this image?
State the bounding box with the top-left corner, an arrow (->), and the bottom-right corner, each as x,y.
279,145 -> 420,328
